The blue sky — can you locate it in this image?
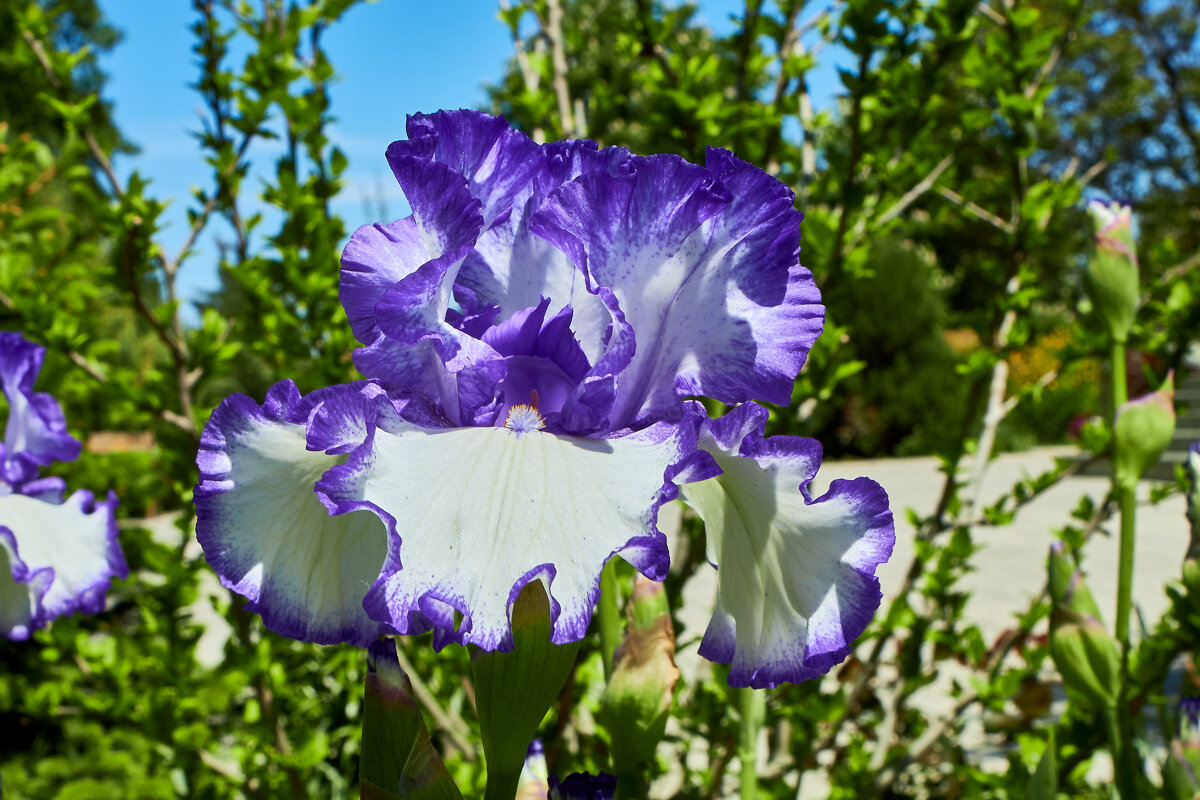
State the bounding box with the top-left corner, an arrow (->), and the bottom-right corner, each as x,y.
97,1 -> 842,312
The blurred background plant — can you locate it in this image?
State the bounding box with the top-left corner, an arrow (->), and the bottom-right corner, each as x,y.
0,0 -> 1198,797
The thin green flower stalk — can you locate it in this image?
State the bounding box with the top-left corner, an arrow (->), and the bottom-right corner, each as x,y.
598,559 -> 626,679
1084,199 -> 1142,800
737,687 -> 766,800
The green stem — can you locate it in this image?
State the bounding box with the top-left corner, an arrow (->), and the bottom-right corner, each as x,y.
1110,338 -> 1130,646
1111,341 -> 1128,410
737,687 -> 766,800
482,768 -> 521,800
1110,339 -> 1137,800
1114,483 -> 1136,647
598,559 -> 623,679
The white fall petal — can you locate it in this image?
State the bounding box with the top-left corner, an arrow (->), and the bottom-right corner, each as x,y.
196,410 -> 390,645
0,490 -> 120,639
324,423 -> 681,650
680,407 -> 893,688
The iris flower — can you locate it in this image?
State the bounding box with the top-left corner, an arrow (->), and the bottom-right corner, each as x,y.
196,110 -> 894,688
0,332 -> 125,640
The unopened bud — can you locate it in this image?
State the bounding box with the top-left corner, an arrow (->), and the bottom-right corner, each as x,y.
1113,373 -> 1176,488
1085,199 -> 1139,343
599,577 -> 679,783
1047,545 -> 1120,710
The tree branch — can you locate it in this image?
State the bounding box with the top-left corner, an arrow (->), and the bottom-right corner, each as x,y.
544,0 -> 581,137
843,154 -> 955,252
937,185 -> 1016,233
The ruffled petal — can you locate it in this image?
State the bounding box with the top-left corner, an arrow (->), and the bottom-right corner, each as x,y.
530,151 -> 823,427
457,139 -> 633,364
0,488 -> 124,640
340,217 -> 430,344
0,331 -> 81,481
316,411 -> 710,651
195,381 -> 392,645
679,403 -> 894,688
398,109 -> 545,229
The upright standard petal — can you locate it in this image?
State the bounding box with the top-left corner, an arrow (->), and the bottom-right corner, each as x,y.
457,139 -> 633,364
531,151 -> 823,427
340,217 -> 431,344
195,381 -> 392,645
0,332 -> 82,482
0,488 -> 123,640
398,109 -> 545,229
679,403 -> 894,688
317,413 -> 706,651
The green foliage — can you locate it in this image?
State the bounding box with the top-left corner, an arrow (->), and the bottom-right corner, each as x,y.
2,0 -> 1199,797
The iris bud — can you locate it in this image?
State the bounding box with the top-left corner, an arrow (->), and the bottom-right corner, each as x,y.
1047,544 -> 1121,710
598,576 -> 679,787
1163,698 -> 1200,799
1113,374 -> 1176,489
1085,200 -> 1139,343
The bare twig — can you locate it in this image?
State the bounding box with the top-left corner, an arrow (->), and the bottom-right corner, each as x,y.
797,3 -> 841,39
1160,251 -> 1200,284
763,2 -> 803,173
1001,366 -> 1060,415
937,185 -> 1016,233
960,279 -> 1021,526
166,133 -> 253,277
733,0 -> 765,102
544,0 -> 581,137
1078,159 -> 1108,189
844,155 -> 955,253
633,0 -> 699,153
26,27 -> 203,435
976,1 -> 1007,26
0,291 -> 106,382
498,0 -> 546,142
827,48 -> 871,285
1024,41 -> 1063,100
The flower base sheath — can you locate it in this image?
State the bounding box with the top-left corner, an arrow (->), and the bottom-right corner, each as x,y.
195,110 -> 894,686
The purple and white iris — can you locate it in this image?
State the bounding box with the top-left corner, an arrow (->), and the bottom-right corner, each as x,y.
196,110 -> 894,688
0,332 -> 125,640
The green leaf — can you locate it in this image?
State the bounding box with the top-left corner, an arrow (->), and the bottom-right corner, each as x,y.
472,582 -> 580,799
1026,727 -> 1057,799
361,641 -> 464,800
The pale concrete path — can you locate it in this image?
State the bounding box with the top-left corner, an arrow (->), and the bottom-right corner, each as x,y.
668,446 -> 1191,799
816,446 -> 1190,641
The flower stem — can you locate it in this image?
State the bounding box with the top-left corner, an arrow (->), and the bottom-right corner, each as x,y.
598,558 -> 623,679
1109,339 -> 1137,800
1110,338 -> 1131,647
737,687 -> 766,800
